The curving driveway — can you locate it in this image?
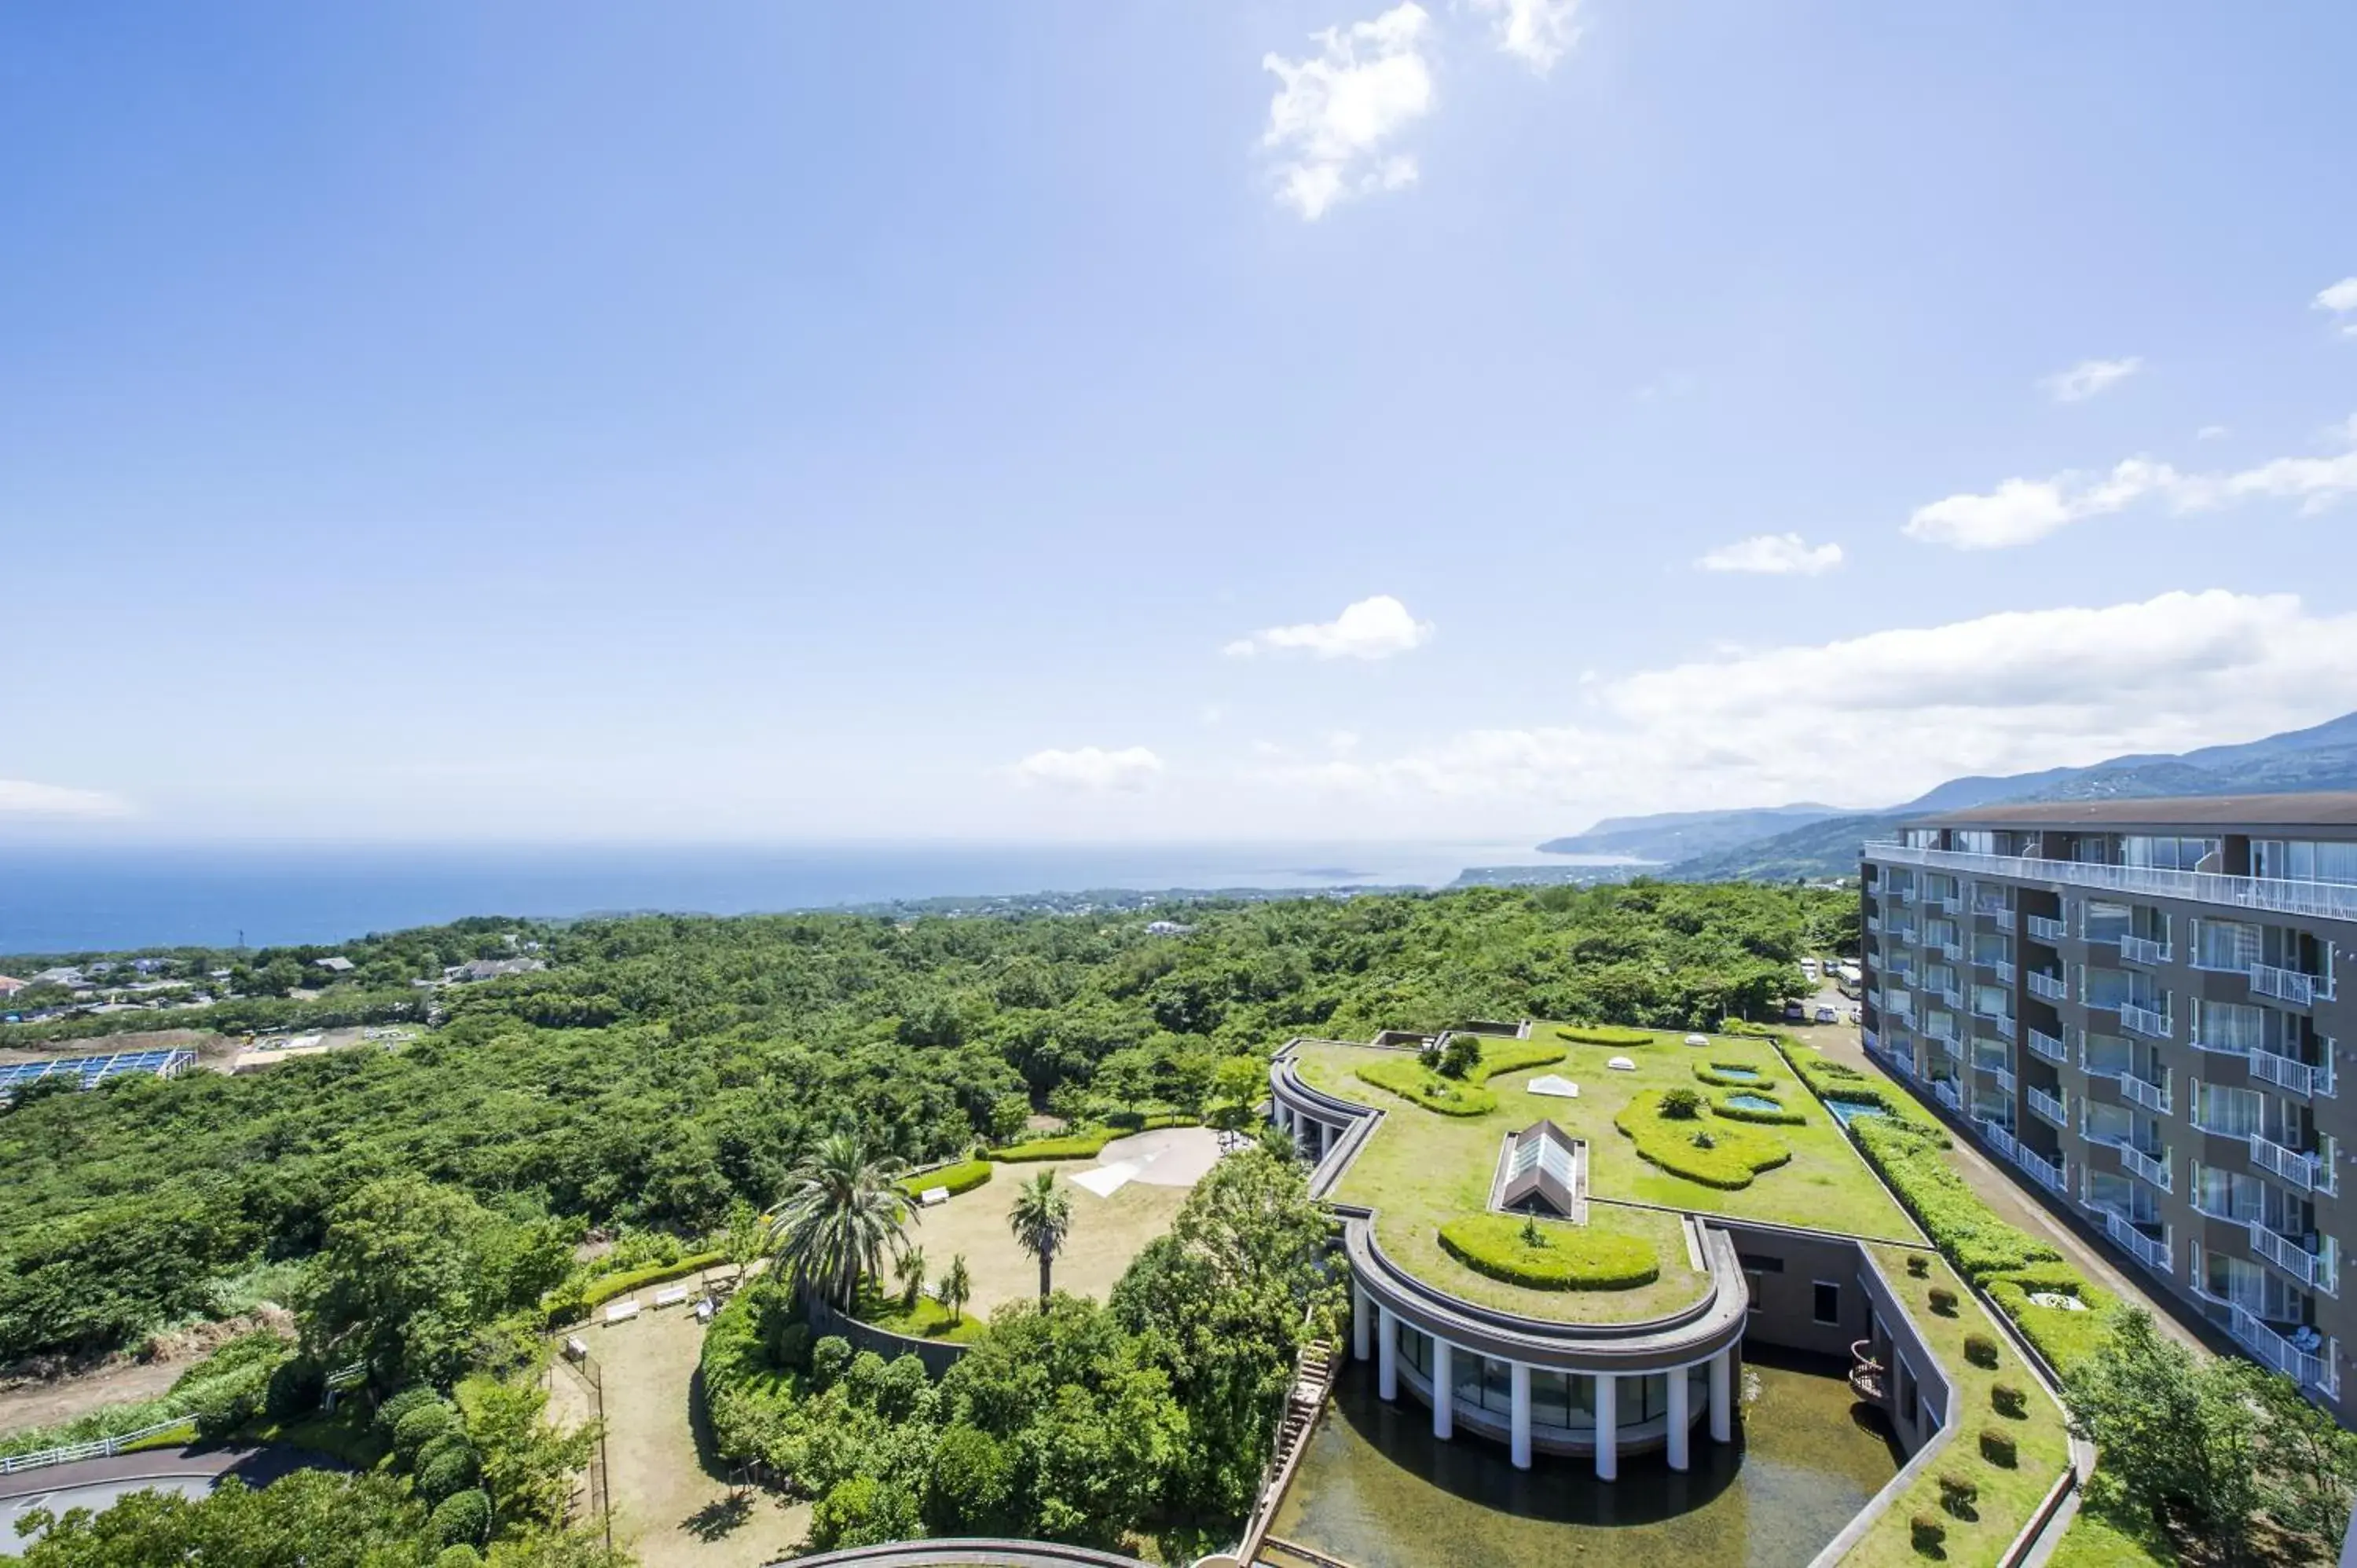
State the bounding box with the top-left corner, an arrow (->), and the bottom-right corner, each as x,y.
0,1445 -> 339,1557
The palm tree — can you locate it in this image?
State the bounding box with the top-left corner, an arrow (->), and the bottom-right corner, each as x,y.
1006,1171 -> 1073,1302
894,1245 -> 928,1311
939,1254 -> 973,1324
766,1132 -> 915,1310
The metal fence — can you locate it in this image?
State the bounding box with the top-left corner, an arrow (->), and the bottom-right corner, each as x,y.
0,1418 -> 195,1476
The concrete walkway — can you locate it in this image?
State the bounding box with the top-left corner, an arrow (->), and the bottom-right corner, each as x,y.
1786,1007 -> 2214,1356
0,1443 -> 339,1556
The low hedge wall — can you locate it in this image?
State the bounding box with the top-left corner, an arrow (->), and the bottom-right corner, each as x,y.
1850,1118 -> 2062,1277
1710,1092 -> 1807,1126
1354,1057 -> 1497,1116
1694,1062 -> 1778,1090
989,1130 -> 1115,1162
1556,1025 -> 1654,1047
1468,1039 -> 1567,1080
1615,1093 -> 1791,1189
547,1251 -> 727,1325
896,1160 -> 992,1198
1438,1213 -> 1659,1291
1981,1266 -> 2125,1376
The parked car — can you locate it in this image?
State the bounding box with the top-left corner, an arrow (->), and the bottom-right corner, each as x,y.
1814,1005 -> 1839,1024
1783,1001 -> 1806,1021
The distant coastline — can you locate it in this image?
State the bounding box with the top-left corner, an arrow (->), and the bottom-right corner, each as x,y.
0,840 -> 1645,955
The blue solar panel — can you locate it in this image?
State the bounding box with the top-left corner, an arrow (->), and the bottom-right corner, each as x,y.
0,1049 -> 195,1092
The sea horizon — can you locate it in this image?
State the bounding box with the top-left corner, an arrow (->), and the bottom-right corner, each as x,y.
0,839 -> 1647,955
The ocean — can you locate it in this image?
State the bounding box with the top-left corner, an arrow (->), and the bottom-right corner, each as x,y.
0,841 -> 1633,955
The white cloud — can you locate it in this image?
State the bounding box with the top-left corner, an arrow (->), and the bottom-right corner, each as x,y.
0,779 -> 132,818
1240,591 -> 2357,822
1695,533 -> 1844,576
1261,4 -> 1435,221
1469,0 -> 1583,73
2315,277 -> 2357,337
2041,357 -> 2143,403
1012,746 -> 1164,792
1223,594 -> 1435,660
1905,419 -> 2357,548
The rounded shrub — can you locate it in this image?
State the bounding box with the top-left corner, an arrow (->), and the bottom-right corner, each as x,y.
1991,1382 -> 2029,1419
1963,1332 -> 2000,1369
1560,1026 -> 1651,1046
415,1434 -> 479,1504
810,1335 -> 854,1390
1906,1254 -> 1931,1278
1937,1471 -> 1978,1518
372,1386 -> 442,1447
1660,1087 -> 1705,1120
1437,1214 -> 1660,1291
431,1488 -> 492,1547
264,1357 -> 326,1421
1909,1513 -> 1945,1554
1926,1287 -> 1958,1316
393,1401 -> 456,1467
435,1548 -> 483,1568
1979,1427 -> 2018,1467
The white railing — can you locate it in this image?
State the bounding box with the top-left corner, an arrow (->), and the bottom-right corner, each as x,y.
2102,1210 -> 2173,1273
2028,1028 -> 2067,1064
2230,1306 -> 2337,1395
1986,1065 -> 2018,1097
2027,971 -> 2068,1002
2013,1140 -> 2066,1193
2250,1134 -> 2335,1196
1939,941 -> 1965,962
2249,1224 -> 2337,1297
2029,1086 -> 2069,1127
2121,1003 -> 2172,1039
2026,914 -> 2069,943
2252,963 -> 2336,1009
1980,1118 -> 2018,1162
2119,1143 -> 2172,1192
1861,1028 -> 1879,1055
1866,841 -> 2357,923
2120,935 -> 2172,966
2080,1049 -> 2128,1080
0,1417 -> 193,1475
2190,1030 -> 2250,1057
2120,1073 -> 2171,1115
1995,1013 -> 2018,1041
1992,960 -> 2017,984
1865,914 -> 1882,935
2249,1050 -> 2335,1100
1994,910 -> 2018,932
1934,1078 -> 1961,1112
1936,986 -> 1964,1009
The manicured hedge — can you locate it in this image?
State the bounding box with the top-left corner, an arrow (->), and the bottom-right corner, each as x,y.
1851,1119 -> 2061,1277
1615,1092 -> 1792,1189
1981,1266 -> 2124,1376
896,1160 -> 992,1199
1354,1058 -> 1497,1116
1710,1092 -> 1806,1126
1469,1039 -> 1567,1080
1694,1063 -> 1778,1090
990,1129 -> 1118,1162
1556,1025 -> 1654,1047
545,1251 -> 727,1325
1436,1214 -> 1659,1291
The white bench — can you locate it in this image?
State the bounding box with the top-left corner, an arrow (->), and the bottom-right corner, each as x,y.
604,1300 -> 641,1324
918,1186 -> 951,1207
653,1285 -> 690,1309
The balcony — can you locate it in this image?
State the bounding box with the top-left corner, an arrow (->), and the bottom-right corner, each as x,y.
2249,1223 -> 2337,1298
2029,1086 -> 2069,1127
1934,894 -> 1963,917
2251,963 -> 2336,1009
1938,940 -> 1966,962
2121,1003 -> 2172,1040
2229,1306 -> 2337,1398
2249,1049 -> 2336,1101
1992,960 -> 2017,985
2191,1187 -> 2256,1224
2027,971 -> 2069,1003
1864,841 -> 2357,924
2028,1028 -> 2068,1064
2249,1134 -> 2336,1196
2119,1072 -> 2171,1115
2119,935 -> 2172,967
2013,1141 -> 2066,1194
1993,910 -> 2017,933
2026,914 -> 2069,944
1979,1117 -> 2018,1161
2118,1143 -> 2172,1192
2099,1208 -> 2173,1274
1934,1078 -> 1962,1112
1865,914 -> 1882,936
2080,1048 -> 2128,1080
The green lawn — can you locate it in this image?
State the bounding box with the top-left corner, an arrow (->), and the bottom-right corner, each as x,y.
1294,1029 -> 1920,1246
1840,1244 -> 2076,1567
852,1284 -> 988,1343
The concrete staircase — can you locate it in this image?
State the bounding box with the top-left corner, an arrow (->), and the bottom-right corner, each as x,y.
1235,1339 -> 1340,1566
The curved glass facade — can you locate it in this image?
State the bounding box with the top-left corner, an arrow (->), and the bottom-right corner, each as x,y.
1398,1324 -> 1709,1436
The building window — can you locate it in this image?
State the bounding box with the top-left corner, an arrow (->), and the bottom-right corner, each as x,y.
1744,1269 -> 1766,1313
1813,1280 -> 1842,1325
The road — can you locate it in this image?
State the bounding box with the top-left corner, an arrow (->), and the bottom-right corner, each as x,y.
0,1444 -> 339,1557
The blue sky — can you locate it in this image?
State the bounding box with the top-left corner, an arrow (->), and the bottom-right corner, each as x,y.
3,1 -> 2354,845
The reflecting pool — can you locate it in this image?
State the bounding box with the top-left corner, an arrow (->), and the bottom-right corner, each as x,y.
1724,1093 -> 1785,1113
1711,1067 -> 1765,1083
1826,1100 -> 1890,1130
1266,1346 -> 1902,1568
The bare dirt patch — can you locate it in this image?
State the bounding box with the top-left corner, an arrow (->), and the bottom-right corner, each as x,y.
0,1311 -> 292,1439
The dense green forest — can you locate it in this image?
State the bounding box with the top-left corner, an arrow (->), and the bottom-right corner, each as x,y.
1,882 -> 1848,1368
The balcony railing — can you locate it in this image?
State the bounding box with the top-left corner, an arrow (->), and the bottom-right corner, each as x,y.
2080,1049 -> 2128,1080
1939,941 -> 1965,962
2013,1140 -> 2066,1194
1861,1028 -> 1879,1055
2119,1143 -> 2172,1192
2230,1306 -> 2337,1398
2119,935 -> 2172,967
2119,1073 -> 2171,1115
2249,1134 -> 2336,1196
1993,910 -> 2017,932
2027,971 -> 2068,1003
2121,1003 -> 2172,1040
1934,1078 -> 1962,1112
1864,841 -> 2357,924
1865,914 -> 1882,935
1992,960 -> 2017,984
2249,1049 -> 2336,1101
2029,1086 -> 2069,1127
2026,914 -> 2069,943
2251,963 -> 2336,1009
2100,1209 -> 2173,1274
2028,1028 -> 2068,1064
2190,1029 -> 2252,1057
2192,1188 -> 2258,1224
1979,1118 -> 2018,1163
2249,1223 -> 2337,1297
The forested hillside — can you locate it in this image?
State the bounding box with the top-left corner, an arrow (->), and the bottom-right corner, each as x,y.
0,881 -> 1849,1368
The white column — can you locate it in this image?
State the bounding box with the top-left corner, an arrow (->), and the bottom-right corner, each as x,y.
1276,1102 -> 1292,1134
1376,1305 -> 1398,1401
1431,1340 -> 1454,1440
1509,1361 -> 1532,1471
1594,1372 -> 1618,1481
1351,1280 -> 1371,1362
1666,1365 -> 1691,1472
1709,1346 -> 1732,1444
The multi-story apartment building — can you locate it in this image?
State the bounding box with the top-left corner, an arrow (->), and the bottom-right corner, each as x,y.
1860,794 -> 2355,1420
